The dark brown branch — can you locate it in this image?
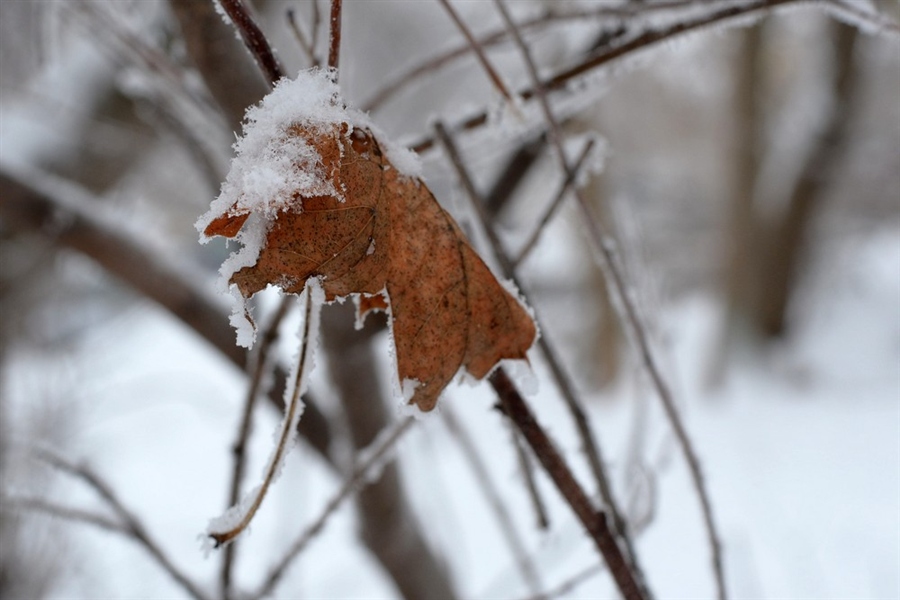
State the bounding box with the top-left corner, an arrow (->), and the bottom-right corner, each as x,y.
435,122 -> 642,586
216,0 -> 286,87
327,0 -> 343,73
493,0 -> 717,594
490,369 -> 644,600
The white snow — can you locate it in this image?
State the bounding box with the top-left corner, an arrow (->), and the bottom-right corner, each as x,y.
196,67 -> 423,347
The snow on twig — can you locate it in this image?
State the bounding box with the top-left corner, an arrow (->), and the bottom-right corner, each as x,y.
219,295 -> 294,597
206,284 -> 319,548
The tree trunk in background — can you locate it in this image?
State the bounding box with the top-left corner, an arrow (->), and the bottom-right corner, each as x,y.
757,21 -> 859,337
321,303 -> 458,600
708,21 -> 766,385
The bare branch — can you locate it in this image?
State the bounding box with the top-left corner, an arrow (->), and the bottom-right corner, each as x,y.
3,496 -> 128,536
34,450 -> 212,600
286,8 -> 317,67
410,0 -> 831,154
254,417 -> 417,599
513,137 -> 597,268
0,168 -> 334,465
209,289 -> 312,547
435,121 -> 642,585
492,0 -> 717,595
216,0 -> 286,87
327,0 -> 343,73
220,295 -> 294,597
436,0 -> 518,106
489,369 -> 644,600
442,407 -> 542,595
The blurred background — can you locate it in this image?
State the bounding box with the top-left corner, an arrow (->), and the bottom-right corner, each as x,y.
1,1 -> 898,598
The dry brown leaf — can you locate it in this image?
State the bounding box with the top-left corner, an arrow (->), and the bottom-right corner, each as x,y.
205,123 -> 536,411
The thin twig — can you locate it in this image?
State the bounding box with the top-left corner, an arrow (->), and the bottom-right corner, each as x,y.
362,0 -> 720,113
209,289 -> 313,547
519,562 -> 604,600
513,137 -> 597,268
217,0 -> 286,86
410,0 -> 823,153
511,426 -> 550,530
493,0 -> 719,596
489,369 -> 644,600
286,8 -> 317,66
824,0 -> 900,34
310,0 -> 322,65
34,450 -> 212,600
442,407 -> 542,595
434,121 -> 642,586
253,416 -> 416,599
3,496 -> 128,536
436,0 -> 518,105
220,295 -> 294,598
327,0 -> 343,73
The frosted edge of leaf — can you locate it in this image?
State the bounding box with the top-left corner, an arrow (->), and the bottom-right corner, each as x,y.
219,214 -> 270,347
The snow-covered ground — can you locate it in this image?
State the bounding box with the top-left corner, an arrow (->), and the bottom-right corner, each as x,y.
5,225 -> 897,599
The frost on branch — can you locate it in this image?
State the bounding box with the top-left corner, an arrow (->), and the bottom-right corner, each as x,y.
198,67 -> 536,412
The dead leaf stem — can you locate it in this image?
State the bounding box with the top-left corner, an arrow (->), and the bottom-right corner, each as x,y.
209,288 -> 314,547
220,295 -> 294,598
327,0 -> 343,73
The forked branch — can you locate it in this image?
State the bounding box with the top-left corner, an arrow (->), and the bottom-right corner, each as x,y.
493,0 -> 722,596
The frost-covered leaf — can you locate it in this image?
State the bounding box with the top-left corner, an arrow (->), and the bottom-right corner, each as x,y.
199,69 -> 536,411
